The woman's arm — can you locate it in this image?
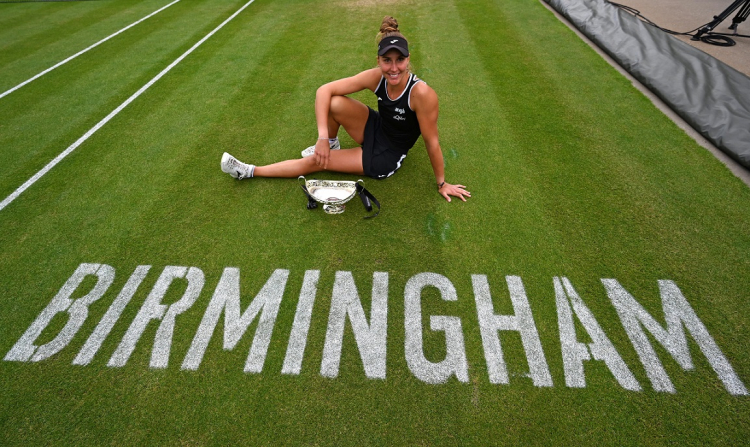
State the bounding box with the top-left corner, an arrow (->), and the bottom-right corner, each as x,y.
411,83 -> 471,202
313,68 -> 382,168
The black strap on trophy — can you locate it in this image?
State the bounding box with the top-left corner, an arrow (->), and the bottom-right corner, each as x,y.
300,185 -> 318,210
298,176 -> 380,218
355,181 -> 381,218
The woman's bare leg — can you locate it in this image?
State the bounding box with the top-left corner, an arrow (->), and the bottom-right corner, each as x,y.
255,95 -> 369,177
253,148 -> 365,177
327,96 -> 369,144
223,95 -> 370,179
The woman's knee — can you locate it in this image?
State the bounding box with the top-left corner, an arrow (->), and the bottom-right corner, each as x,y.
329,96 -> 368,142
301,154 -> 326,174
330,96 -> 366,117
329,95 -> 350,117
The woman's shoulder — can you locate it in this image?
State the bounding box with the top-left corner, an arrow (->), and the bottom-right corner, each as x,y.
350,67 -> 384,91
410,78 -> 438,109
359,67 -> 383,78
327,68 -> 382,94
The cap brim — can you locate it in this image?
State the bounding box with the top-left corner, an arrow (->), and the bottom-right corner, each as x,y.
378,45 -> 409,57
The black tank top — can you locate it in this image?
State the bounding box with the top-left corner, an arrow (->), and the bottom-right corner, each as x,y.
375,73 -> 423,152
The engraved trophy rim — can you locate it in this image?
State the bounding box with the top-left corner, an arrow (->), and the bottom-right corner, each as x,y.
299,176 -> 361,214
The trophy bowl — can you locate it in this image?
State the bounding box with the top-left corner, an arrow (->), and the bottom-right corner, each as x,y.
300,177 -> 359,214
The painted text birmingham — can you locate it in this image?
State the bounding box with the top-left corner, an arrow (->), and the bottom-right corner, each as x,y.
5,263 -> 747,395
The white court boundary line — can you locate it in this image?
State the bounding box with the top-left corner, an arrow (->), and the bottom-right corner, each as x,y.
0,0 -> 182,100
0,0 -> 257,212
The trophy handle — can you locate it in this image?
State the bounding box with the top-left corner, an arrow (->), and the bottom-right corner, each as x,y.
298,176 -> 318,210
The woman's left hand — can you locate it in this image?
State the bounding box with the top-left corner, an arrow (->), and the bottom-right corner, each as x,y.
439,182 -> 471,202
313,139 -> 331,170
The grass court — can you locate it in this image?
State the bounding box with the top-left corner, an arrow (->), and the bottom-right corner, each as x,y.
1,0 -> 749,444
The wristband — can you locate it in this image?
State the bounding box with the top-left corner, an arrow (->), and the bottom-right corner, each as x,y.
437,181 -> 445,190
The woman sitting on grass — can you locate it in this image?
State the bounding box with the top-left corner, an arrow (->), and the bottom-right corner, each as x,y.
221,16 -> 470,203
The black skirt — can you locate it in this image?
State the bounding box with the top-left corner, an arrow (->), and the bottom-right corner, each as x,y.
361,107 -> 408,179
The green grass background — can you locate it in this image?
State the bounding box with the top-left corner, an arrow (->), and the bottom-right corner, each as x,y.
1,0 -> 749,444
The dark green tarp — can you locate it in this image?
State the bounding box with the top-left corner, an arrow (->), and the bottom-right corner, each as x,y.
545,0 -> 750,170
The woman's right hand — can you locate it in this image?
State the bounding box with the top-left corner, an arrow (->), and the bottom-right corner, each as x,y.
439,182 -> 471,202
313,139 -> 330,170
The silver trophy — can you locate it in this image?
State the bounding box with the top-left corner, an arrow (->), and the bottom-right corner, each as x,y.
299,176 -> 360,214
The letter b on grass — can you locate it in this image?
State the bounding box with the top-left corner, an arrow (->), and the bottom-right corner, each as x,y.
4,263 -> 115,362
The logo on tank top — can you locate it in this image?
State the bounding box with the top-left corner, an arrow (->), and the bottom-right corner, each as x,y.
395,108 -> 405,114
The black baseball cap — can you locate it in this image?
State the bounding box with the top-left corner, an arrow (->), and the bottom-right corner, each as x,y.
378,36 -> 409,57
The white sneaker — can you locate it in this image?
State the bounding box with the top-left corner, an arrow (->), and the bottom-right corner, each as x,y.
301,139 -> 341,157
221,152 -> 255,180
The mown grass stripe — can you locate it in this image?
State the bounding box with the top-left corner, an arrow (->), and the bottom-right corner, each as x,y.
0,0 -> 256,213
1,1 -> 749,445
0,0 -> 250,197
0,0 -> 182,100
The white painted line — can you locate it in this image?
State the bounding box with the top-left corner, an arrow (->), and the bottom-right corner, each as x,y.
0,0 -> 182,101
0,0 -> 256,212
